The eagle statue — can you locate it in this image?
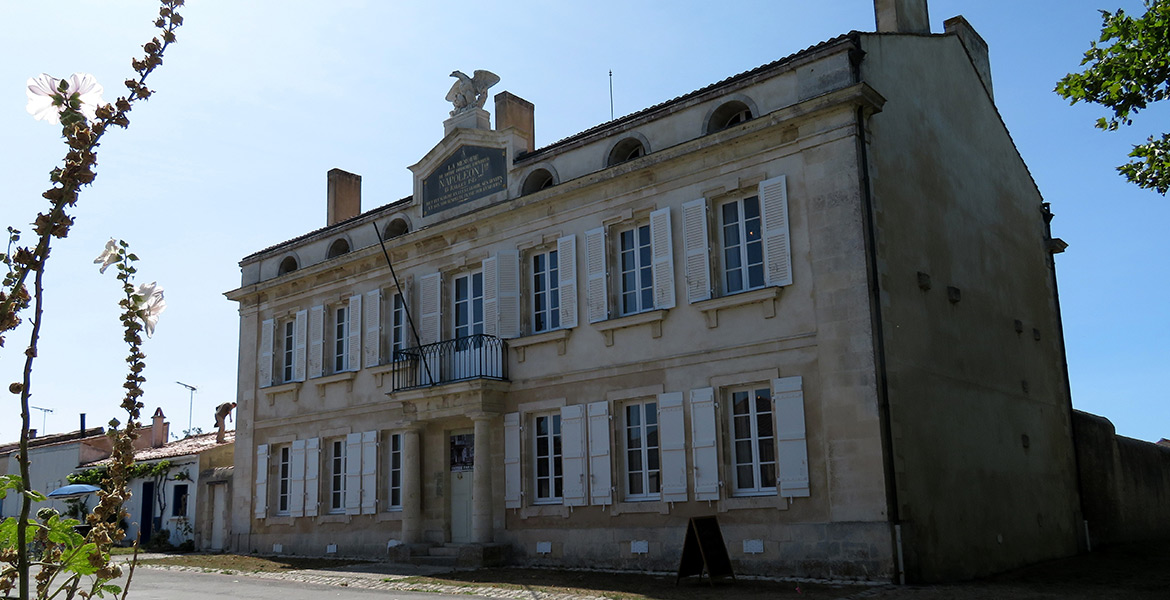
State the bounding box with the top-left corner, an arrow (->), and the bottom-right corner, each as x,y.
446,69 -> 500,115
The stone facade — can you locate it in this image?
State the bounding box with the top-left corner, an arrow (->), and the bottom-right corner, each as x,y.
227,12 -> 1080,583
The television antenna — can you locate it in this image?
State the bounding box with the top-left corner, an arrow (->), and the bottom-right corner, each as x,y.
30,405 -> 54,433
175,381 -> 198,434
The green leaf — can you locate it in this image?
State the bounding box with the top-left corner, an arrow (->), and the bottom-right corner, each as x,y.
62,542 -> 101,576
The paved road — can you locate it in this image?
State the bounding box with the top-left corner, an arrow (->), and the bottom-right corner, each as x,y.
118,568 -> 472,600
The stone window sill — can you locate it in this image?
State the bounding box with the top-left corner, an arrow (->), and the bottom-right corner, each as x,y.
695,287 -> 781,328
316,513 -> 351,524
312,371 -> 356,397
510,328 -> 571,362
375,509 -> 404,522
518,503 -> 570,520
262,381 -> 301,405
262,515 -> 294,526
594,309 -> 668,346
717,493 -> 788,513
611,500 -> 670,515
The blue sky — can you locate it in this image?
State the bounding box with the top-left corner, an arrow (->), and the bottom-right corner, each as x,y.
0,1 -> 1166,445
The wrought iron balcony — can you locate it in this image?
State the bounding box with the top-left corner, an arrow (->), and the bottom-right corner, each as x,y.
389,334 -> 508,392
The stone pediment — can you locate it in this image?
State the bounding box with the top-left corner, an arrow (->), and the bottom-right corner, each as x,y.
410,124 -> 514,227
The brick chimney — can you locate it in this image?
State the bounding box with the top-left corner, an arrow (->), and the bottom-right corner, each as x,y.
327,169 -> 362,226
875,0 -> 930,34
495,91 -> 535,154
150,407 -> 168,448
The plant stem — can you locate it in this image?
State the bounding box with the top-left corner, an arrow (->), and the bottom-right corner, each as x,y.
17,263 -> 46,600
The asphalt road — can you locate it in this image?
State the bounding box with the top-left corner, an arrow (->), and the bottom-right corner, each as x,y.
118,568 -> 474,600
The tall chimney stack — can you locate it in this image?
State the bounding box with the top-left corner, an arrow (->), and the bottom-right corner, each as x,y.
495,91 -> 535,154
326,169 -> 362,226
875,0 -> 930,34
80,413 -> 86,433
151,408 -> 168,448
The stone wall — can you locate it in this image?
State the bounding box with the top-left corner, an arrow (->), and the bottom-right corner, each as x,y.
1073,410 -> 1170,547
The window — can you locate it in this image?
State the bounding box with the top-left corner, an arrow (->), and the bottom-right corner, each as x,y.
521,168 -> 555,195
720,196 -> 764,294
624,401 -> 660,500
327,238 -> 350,259
277,446 -> 291,514
729,386 -> 776,495
607,137 -> 647,167
453,271 -> 484,339
531,249 -> 560,332
333,306 -> 349,372
706,100 -> 753,134
277,256 -> 298,276
618,224 -> 653,315
390,293 -> 408,357
281,320 -> 295,382
387,433 -> 402,510
329,439 -> 346,513
171,483 -> 189,517
533,413 -> 562,504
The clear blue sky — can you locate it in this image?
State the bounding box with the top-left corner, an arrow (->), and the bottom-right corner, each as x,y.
0,1 -> 1165,445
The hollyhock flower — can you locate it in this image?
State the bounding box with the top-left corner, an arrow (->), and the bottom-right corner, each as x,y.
133,281 -> 166,337
26,72 -> 105,124
94,238 -> 119,273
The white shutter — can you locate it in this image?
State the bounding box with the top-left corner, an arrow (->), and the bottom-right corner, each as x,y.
308,305 -> 324,378
759,175 -> 793,287
682,198 -> 711,303
345,433 -> 362,514
364,289 -> 381,368
289,440 -> 306,517
690,387 -> 719,501
259,319 -> 274,387
584,227 -> 608,323
557,235 -> 578,329
481,256 -> 499,337
361,430 -> 378,514
658,393 -> 687,502
504,412 -> 522,509
254,444 -> 268,519
587,401 -> 612,505
304,438 -> 320,516
293,310 -> 307,381
649,207 -> 676,310
347,295 -> 362,371
497,250 -> 521,338
561,404 -> 588,507
419,272 -> 441,345
773,376 -> 809,497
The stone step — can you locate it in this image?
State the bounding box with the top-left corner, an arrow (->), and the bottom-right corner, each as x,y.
428,545 -> 460,557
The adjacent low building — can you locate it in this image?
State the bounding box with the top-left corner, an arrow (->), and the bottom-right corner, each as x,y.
227,2 -> 1084,582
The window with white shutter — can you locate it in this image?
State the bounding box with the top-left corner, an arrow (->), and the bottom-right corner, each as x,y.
281,320 -> 295,383
584,227 -> 608,323
759,175 -> 792,287
346,295 -> 361,372
658,392 -> 687,502
557,235 -> 578,329
293,310 -> 307,381
682,199 -> 711,303
360,430 -> 378,514
728,385 -> 776,496
387,433 -> 403,510
344,433 -> 361,515
364,290 -> 381,368
690,387 -> 720,501
649,207 -> 676,310
482,256 -> 498,338
531,247 -> 561,333
276,446 -> 291,514
533,412 -> 563,504
504,412 -> 522,509
561,404 -> 588,507
773,376 -> 809,498
304,438 -> 320,517
259,319 -> 274,388
497,251 -> 520,338
587,401 -> 612,505
308,305 -> 324,378
418,273 -> 441,345
254,444 -> 269,519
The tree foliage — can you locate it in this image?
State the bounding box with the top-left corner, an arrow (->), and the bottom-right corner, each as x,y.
1056,0 -> 1170,194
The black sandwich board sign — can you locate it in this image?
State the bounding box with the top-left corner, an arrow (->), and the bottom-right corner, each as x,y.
676,516 -> 735,585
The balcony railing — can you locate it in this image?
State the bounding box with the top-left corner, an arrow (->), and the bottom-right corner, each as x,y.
390,334 -> 508,392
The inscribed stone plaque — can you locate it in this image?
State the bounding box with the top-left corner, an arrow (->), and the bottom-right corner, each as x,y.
422,145 -> 507,216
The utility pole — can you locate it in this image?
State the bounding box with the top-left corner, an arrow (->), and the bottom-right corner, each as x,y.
175,381 -> 197,435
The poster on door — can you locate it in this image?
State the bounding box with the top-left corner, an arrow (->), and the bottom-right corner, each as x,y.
450,434 -> 474,472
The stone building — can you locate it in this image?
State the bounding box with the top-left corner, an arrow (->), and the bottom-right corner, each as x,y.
227,2 -> 1082,582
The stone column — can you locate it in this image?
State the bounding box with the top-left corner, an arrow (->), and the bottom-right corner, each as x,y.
471,413 -> 493,544
401,425 -> 423,544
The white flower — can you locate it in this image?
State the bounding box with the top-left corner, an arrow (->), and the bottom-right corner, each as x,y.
133,281 -> 166,338
26,72 -> 105,124
94,238 -> 119,273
